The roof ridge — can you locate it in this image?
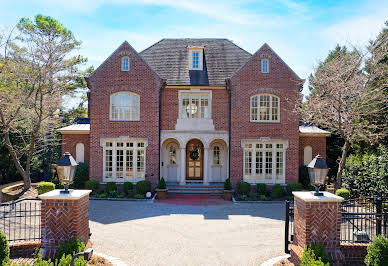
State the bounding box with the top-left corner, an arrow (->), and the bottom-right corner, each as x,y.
139,38 -> 166,54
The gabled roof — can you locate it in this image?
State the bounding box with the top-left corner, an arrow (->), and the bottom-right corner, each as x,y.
139,39 -> 252,86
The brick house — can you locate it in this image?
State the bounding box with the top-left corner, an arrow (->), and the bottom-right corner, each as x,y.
59,39 -> 329,188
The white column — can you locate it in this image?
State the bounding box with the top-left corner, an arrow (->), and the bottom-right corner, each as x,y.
180,147 -> 186,185
203,147 -> 209,185
251,147 -> 256,181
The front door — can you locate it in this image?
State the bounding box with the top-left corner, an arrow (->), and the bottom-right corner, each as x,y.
186,139 -> 204,180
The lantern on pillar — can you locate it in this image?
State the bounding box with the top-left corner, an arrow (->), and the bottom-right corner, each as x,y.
56,152 -> 78,194
307,154 -> 329,196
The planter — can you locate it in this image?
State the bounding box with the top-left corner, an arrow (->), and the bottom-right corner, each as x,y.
155,188 -> 168,200
223,190 -> 233,201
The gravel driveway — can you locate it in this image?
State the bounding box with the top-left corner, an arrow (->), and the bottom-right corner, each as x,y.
89,200 -> 286,266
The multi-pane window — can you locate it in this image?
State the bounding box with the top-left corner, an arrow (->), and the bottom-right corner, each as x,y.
180,93 -> 210,119
261,59 -> 269,73
103,140 -> 146,182
110,92 -> 140,121
213,146 -> 220,165
122,57 -> 129,71
168,145 -> 177,165
192,51 -> 199,69
250,94 -> 279,122
243,141 -> 286,183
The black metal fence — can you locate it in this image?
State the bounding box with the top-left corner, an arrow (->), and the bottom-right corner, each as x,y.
285,200 -> 294,253
341,196 -> 388,243
0,198 -> 41,242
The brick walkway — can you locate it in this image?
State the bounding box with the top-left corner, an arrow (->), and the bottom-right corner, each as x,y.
154,193 -> 231,206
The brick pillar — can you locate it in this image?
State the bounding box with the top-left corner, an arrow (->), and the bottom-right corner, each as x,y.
39,190 -> 92,259
290,191 -> 344,265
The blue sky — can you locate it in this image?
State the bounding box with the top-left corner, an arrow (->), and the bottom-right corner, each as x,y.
1,0 -> 387,99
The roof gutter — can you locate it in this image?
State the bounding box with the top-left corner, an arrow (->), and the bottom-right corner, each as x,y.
158,80 -> 167,181
226,78 -> 232,180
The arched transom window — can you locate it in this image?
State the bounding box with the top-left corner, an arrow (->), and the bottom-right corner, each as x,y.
250,94 -> 279,122
110,92 -> 140,121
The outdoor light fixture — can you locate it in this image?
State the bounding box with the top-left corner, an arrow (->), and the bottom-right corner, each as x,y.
307,154 -> 329,196
56,152 -> 78,194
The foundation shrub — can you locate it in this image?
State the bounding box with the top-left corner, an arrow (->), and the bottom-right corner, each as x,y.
73,162 -> 88,188
136,180 -> 151,196
286,182 -> 303,195
105,182 -> 117,194
335,188 -> 350,200
224,178 -> 232,190
123,182 -> 134,195
250,192 -> 259,200
236,181 -> 251,196
85,180 -> 99,194
365,235 -> 388,266
134,194 -> 145,199
260,195 -> 267,201
299,165 -> 310,188
256,183 -> 267,195
37,182 -> 55,195
271,184 -> 285,198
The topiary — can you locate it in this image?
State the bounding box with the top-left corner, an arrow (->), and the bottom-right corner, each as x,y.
136,180 -> 151,196
55,237 -> 85,261
236,181 -> 251,196
365,235 -> 388,266
73,162 -> 88,189
105,182 -> 117,194
0,230 -> 10,264
224,178 -> 232,191
157,177 -> 167,189
299,165 -> 311,188
256,183 -> 267,195
85,180 -> 99,194
271,184 -> 285,198
37,182 -> 55,195
335,188 -> 350,200
300,243 -> 330,266
123,182 -> 134,195
286,182 -> 303,195
134,194 -> 145,199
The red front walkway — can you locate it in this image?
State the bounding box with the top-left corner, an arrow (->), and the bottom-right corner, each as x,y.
154,194 -> 231,206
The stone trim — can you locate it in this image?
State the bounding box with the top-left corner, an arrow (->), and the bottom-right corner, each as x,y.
292,191 -> 343,202
39,189 -> 91,200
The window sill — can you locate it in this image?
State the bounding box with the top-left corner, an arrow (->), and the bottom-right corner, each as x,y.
250,120 -> 280,123
109,119 -> 140,122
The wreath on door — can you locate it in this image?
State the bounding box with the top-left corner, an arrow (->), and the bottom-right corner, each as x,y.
189,144 -> 200,160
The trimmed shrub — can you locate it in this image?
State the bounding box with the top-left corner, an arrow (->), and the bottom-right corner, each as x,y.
299,165 -> 310,188
37,182 -> 55,195
365,235 -> 388,266
85,180 -> 99,194
335,188 -> 350,200
55,237 -> 85,261
134,194 -> 145,199
260,195 -> 267,201
256,183 -> 267,195
157,177 -> 167,189
98,193 -> 107,198
250,192 -> 259,201
136,180 -> 151,196
123,182 -> 134,195
236,194 -> 248,201
126,190 -> 134,198
271,184 -> 285,198
286,182 -> 303,195
106,182 -> 117,194
236,181 -> 251,196
0,230 -> 9,264
73,162 -> 88,188
224,178 -> 232,190
300,243 -> 330,266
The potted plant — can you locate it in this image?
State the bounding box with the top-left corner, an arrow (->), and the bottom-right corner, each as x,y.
223,178 -> 233,200
155,177 -> 168,199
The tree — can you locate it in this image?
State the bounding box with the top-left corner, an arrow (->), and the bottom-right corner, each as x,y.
0,15 -> 86,190
304,24 -> 388,190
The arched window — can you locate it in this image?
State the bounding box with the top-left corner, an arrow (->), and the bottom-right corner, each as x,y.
304,146 -> 312,165
213,146 -> 220,165
121,57 -> 130,71
110,92 -> 140,121
168,144 -> 177,165
75,143 -> 85,163
250,94 -> 279,122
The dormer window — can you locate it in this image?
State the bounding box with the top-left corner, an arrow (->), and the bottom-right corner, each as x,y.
121,57 -> 129,71
188,47 -> 203,70
261,59 -> 269,73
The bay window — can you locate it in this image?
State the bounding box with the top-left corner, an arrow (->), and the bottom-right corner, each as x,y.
103,140 -> 146,182
243,141 -> 286,183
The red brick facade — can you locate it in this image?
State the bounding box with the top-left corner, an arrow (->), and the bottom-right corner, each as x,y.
61,134 -> 90,165
299,135 -> 327,165
87,42 -> 163,186
229,44 -> 302,184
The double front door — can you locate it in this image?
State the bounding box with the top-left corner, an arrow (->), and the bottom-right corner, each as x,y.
186,139 -> 203,180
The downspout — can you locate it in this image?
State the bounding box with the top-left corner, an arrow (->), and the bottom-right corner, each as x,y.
226,79 -> 232,180
158,80 -> 167,182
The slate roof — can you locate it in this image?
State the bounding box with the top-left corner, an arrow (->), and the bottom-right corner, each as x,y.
139,39 -> 252,86
299,121 -> 330,136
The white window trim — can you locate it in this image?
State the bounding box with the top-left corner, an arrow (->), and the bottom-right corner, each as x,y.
101,138 -> 148,183
109,92 -> 140,121
261,59 -> 269,73
241,139 -> 287,184
178,89 -> 212,120
121,56 -> 130,71
250,94 -> 280,123
189,48 -> 203,70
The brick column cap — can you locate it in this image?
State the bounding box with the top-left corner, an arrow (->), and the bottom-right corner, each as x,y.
292,191 -> 343,202
39,189 -> 91,200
